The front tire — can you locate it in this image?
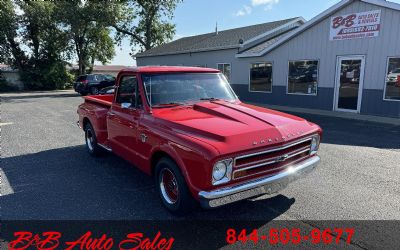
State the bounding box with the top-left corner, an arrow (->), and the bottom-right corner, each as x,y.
84,123 -> 102,156
155,157 -> 196,215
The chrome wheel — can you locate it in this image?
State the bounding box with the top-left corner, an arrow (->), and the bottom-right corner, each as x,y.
160,168 -> 179,204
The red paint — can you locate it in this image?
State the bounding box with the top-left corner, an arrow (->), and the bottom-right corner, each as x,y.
9,232 -> 61,250
77,67 -> 322,200
65,232 -> 113,250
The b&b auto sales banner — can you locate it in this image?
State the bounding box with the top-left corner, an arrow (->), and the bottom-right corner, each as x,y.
330,10 -> 381,41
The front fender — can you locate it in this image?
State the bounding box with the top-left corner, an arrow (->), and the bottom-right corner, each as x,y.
150,138 -> 217,200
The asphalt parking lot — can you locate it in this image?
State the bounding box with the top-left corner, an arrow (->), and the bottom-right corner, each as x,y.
1,90 -> 400,248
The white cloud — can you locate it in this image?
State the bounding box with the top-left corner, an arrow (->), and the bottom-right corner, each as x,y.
236,5 -> 252,16
236,0 -> 279,17
251,0 -> 279,6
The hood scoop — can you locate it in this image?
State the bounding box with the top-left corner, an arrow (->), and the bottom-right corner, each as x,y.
210,101 -> 278,127
193,102 -> 245,124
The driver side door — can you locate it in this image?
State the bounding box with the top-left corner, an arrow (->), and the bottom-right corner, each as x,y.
107,75 -> 140,163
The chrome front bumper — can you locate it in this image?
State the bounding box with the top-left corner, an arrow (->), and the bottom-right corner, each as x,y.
199,156 -> 320,208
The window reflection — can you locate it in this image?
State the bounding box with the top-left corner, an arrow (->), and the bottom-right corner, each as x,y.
385,58 -> 400,100
250,63 -> 272,92
288,60 -> 319,95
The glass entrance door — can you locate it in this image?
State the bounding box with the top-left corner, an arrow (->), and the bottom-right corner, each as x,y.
335,56 -> 365,112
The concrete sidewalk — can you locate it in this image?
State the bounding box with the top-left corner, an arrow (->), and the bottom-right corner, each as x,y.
249,102 -> 400,126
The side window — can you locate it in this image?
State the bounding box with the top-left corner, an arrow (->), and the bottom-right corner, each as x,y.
116,76 -> 137,105
97,75 -> 105,81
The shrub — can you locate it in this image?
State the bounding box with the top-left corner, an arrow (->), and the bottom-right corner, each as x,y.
0,72 -> 18,92
22,61 -> 74,90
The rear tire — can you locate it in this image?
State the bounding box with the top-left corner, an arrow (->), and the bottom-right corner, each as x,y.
84,123 -> 102,156
155,157 -> 196,215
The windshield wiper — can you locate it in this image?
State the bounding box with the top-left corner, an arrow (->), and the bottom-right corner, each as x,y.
200,97 -> 222,101
152,102 -> 186,108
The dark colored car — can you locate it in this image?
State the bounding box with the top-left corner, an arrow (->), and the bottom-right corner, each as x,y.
73,74 -> 116,95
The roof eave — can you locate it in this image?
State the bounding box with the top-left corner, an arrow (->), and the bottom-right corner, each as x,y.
362,0 -> 400,11
135,45 -> 241,58
241,17 -> 306,47
236,0 -> 354,58
136,17 -> 307,59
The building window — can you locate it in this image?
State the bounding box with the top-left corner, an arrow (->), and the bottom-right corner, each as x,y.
288,60 -> 319,95
217,63 -> 231,82
249,62 -> 272,92
384,57 -> 400,101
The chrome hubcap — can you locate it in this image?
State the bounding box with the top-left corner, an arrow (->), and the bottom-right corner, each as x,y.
160,169 -> 179,204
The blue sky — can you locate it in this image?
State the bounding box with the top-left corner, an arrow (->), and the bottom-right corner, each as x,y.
111,0 -> 400,65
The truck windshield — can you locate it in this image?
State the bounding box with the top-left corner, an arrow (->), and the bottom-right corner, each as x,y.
142,73 -> 237,107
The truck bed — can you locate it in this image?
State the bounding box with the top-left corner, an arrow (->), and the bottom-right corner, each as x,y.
83,94 -> 113,107
79,94 -> 113,145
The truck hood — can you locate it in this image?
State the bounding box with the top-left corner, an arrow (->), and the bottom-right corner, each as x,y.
152,101 -> 319,155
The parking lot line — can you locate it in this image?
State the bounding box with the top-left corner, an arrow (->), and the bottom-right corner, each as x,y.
0,122 -> 13,127
0,168 -> 15,196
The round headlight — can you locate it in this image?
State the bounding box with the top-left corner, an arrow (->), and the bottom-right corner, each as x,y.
310,135 -> 320,154
213,162 -> 227,181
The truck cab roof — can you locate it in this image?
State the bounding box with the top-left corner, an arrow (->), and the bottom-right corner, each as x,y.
119,66 -> 220,74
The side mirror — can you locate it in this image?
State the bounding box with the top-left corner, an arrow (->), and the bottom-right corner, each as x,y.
121,103 -> 132,109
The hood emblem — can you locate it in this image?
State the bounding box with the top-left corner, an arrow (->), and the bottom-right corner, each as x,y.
252,131 -> 302,146
276,154 -> 289,162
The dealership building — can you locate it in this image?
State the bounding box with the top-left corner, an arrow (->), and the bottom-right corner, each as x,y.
136,0 -> 400,118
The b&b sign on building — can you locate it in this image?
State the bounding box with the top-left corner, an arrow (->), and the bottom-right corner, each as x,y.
330,10 -> 381,41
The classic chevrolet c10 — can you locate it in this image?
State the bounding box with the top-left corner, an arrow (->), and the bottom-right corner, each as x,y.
77,66 -> 322,215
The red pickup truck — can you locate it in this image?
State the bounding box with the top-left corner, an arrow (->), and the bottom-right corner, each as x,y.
77,66 -> 322,214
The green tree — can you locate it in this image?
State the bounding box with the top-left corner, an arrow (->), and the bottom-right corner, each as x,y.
17,1 -> 74,89
0,0 -> 27,69
110,0 -> 182,54
55,1 -> 115,76
0,0 -> 74,90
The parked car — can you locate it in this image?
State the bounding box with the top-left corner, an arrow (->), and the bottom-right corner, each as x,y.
74,74 -> 116,95
387,68 -> 400,86
77,66 -> 322,215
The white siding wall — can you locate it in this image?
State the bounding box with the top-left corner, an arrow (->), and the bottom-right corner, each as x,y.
252,0 -> 400,90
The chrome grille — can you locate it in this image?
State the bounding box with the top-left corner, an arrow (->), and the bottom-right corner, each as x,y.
233,137 -> 312,180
